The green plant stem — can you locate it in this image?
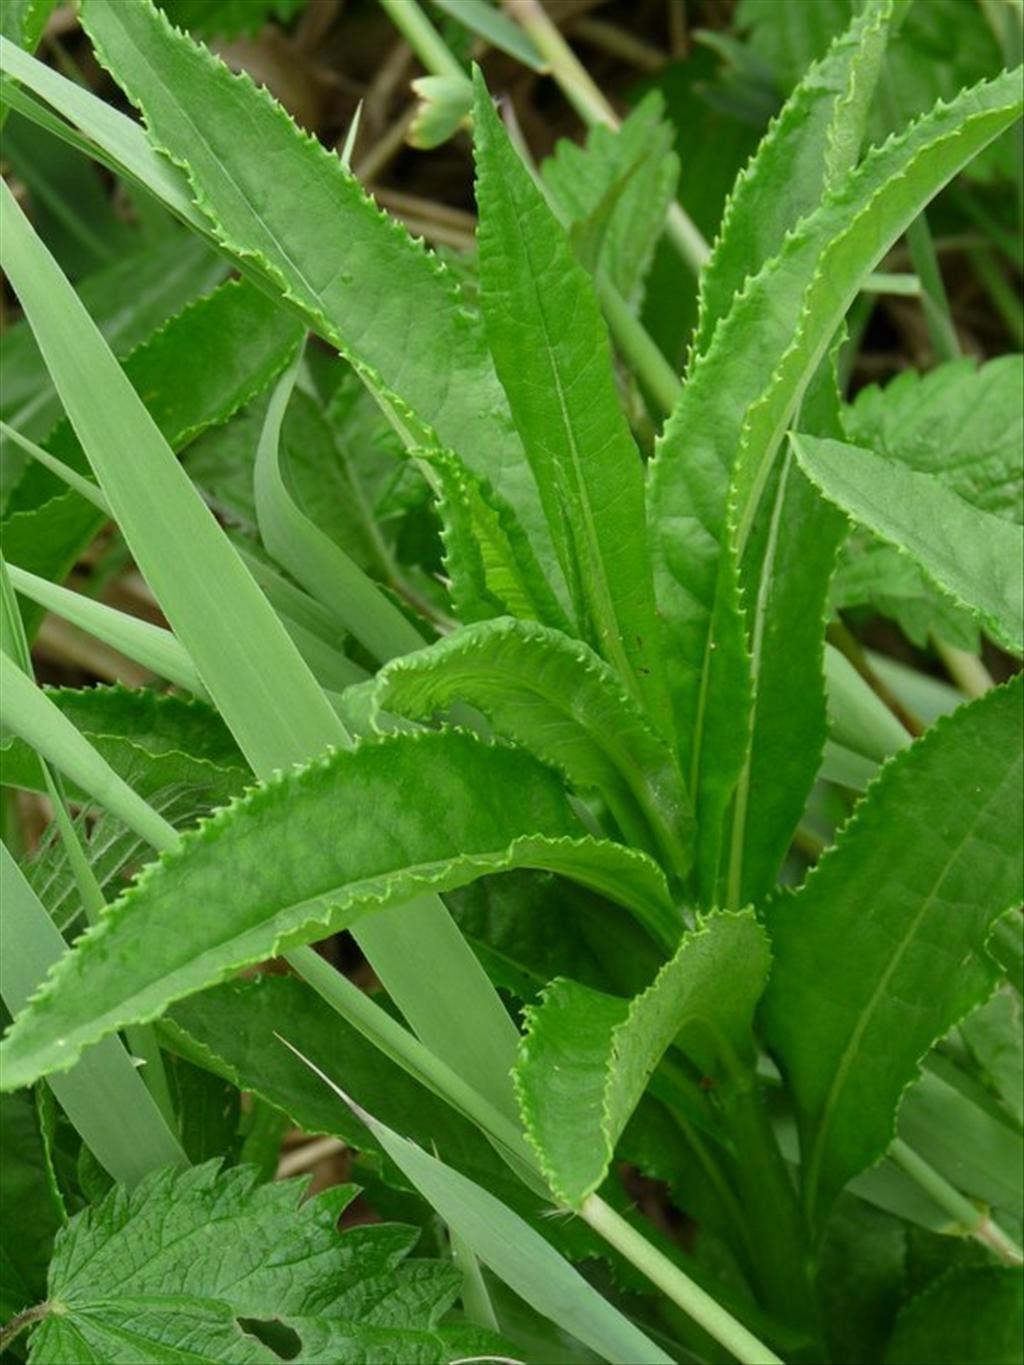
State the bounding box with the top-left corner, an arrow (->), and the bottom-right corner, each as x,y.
933,636 -> 995,698
377,0 -> 468,83
0,1303 -> 53,1355
889,1138 -> 1024,1265
827,619 -> 924,736
596,274 -> 682,413
579,1194 -> 784,1365
503,0 -> 710,276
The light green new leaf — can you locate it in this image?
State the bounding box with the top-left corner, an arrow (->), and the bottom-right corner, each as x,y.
352,617 -> 691,883
542,92 -> 679,310
0,729 -> 672,1092
78,0 -> 561,603
23,1161 -> 480,1365
694,0 -> 895,359
762,675 -> 1024,1227
792,433 -> 1024,655
472,71 -> 671,736
515,909 -> 771,1208
288,1051 -> 674,1365
648,66 -> 1023,896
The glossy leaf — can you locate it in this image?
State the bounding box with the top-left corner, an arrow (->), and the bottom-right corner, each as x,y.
792,433 -> 1024,654
762,676 -> 1024,1226
0,729 -> 672,1092
351,616 -> 691,881
472,70 -> 672,736
515,909 -> 770,1207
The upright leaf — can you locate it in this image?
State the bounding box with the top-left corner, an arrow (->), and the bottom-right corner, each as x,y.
351,617 -> 691,879
472,71 -> 671,737
0,729 -> 673,1092
762,676 -> 1024,1226
694,0 -> 895,358
793,433 -> 1024,655
648,68 -> 1023,897
78,0 -> 562,605
515,910 -> 771,1207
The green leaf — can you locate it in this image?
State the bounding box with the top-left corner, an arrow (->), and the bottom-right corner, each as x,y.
883,1266 -> 1024,1365
834,356 -> 1024,649
78,0 -> 562,603
1,234 -> 225,506
762,675 -> 1024,1226
472,71 -> 671,736
792,432 -> 1024,654
0,1091 -> 65,1321
351,616 -> 691,883
542,92 -> 679,310
0,729 -> 672,1092
694,0 -> 895,359
960,991 -> 1023,1128
648,67 -> 1023,897
157,0 -> 310,39
0,0 -> 55,50
288,1057 -> 675,1365
515,909 -> 771,1208
24,1160 -> 478,1365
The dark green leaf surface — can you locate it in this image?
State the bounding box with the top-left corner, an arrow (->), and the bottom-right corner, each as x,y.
472,72 -> 672,736
26,1161 -> 472,1365
352,617 -> 691,881
515,910 -> 770,1207
793,433 -> 1024,654
0,729 -> 672,1091
0,1091 -> 65,1321
80,0 -> 561,603
884,1266 -> 1024,1364
762,676 -> 1024,1225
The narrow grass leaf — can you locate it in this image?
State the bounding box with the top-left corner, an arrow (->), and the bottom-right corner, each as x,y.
282,1042 -> 675,1365
0,846 -> 185,1186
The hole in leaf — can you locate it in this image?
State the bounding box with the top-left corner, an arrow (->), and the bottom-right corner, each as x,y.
237,1318 -> 301,1360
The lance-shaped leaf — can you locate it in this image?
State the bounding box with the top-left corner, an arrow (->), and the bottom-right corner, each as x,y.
472,70 -> 672,738
694,0 -> 895,359
351,617 -> 691,882
515,909 -> 771,1208
0,728 -> 673,1092
78,0 -> 562,604
21,1161 -> 490,1365
792,433 -> 1024,655
762,675 -> 1024,1227
648,68 -> 1023,894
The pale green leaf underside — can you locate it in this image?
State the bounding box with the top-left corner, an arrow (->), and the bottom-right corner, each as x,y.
762,675 -> 1024,1225
792,433 -> 1024,654
351,616 -> 691,885
0,729 -> 671,1091
515,909 -> 771,1207
27,1161 -> 470,1365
